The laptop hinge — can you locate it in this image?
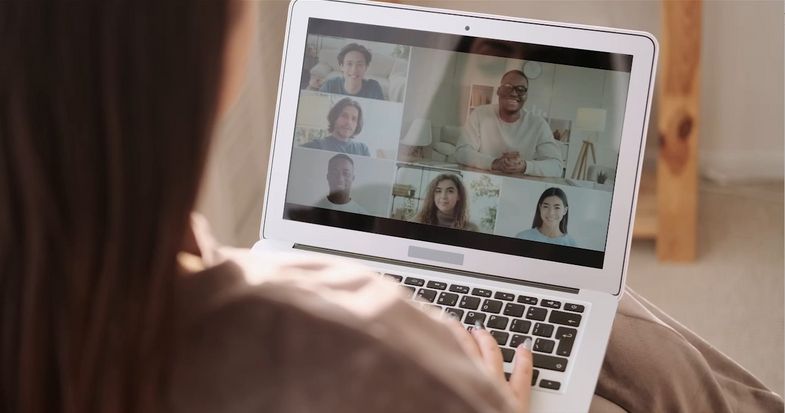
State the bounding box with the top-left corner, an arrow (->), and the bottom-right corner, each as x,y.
293,243 -> 580,295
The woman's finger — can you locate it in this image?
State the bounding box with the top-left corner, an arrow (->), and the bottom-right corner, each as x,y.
444,318 -> 482,361
508,338 -> 534,412
470,325 -> 506,381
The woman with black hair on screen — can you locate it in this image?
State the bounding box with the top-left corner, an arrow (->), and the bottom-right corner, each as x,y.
516,187 -> 577,247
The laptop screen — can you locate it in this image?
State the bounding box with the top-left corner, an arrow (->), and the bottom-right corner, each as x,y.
283,18 -> 633,269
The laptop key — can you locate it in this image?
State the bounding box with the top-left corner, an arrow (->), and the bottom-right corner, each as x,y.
539,380 -> 561,390
416,288 -> 437,303
426,281 -> 447,290
505,368 -> 540,387
425,304 -> 442,312
402,286 -> 416,297
384,273 -> 403,282
437,292 -> 459,307
503,303 -> 525,318
494,292 -> 515,301
464,311 -> 486,325
564,303 -> 585,313
510,334 -> 532,348
510,319 -> 532,334
549,310 -> 582,327
490,330 -> 509,346
404,277 -> 425,287
533,353 -> 568,372
555,326 -> 577,340
557,337 -> 575,357
445,308 -> 464,321
532,323 -> 554,337
449,284 -> 470,294
481,299 -> 503,314
459,295 -> 481,310
472,288 -> 492,297
526,307 -> 547,321
556,327 -> 577,357
486,315 -> 509,330
501,347 -> 515,363
534,338 -> 555,353
517,295 -> 538,305
541,299 -> 561,309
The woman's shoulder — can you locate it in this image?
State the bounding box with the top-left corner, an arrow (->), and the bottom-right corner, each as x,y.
562,233 -> 577,246
516,227 -> 538,239
175,251 -> 402,332
171,251 -> 516,412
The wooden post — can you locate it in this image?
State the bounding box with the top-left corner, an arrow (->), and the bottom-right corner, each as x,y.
657,0 -> 701,261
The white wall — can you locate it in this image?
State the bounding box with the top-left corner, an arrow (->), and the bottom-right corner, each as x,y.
699,1 -> 784,182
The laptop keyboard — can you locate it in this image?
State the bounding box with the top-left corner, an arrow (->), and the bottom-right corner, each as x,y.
381,272 -> 587,392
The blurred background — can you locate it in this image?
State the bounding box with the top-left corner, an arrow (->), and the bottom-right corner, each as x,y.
195,0 -> 784,395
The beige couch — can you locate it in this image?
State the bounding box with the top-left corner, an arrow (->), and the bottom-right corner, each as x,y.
429,124 -> 464,162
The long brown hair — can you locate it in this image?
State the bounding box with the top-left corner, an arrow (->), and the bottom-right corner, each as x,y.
0,2 -> 232,413
415,174 -> 469,229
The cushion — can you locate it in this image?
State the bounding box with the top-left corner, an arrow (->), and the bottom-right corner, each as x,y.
317,48 -> 340,71
432,142 -> 456,156
430,125 -> 442,143
440,125 -> 462,146
309,62 -> 332,78
391,58 -> 408,77
367,54 -> 394,77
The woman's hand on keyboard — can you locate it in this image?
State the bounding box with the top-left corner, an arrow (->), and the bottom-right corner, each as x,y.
446,319 -> 533,412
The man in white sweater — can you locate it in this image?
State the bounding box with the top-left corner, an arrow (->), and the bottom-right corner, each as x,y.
455,70 -> 562,177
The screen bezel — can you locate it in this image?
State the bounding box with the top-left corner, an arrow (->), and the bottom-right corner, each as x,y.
261,0 -> 657,296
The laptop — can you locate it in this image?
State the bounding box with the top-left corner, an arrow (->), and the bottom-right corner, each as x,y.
252,1 -> 657,411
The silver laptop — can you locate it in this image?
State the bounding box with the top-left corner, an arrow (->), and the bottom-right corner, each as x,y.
253,1 -> 657,411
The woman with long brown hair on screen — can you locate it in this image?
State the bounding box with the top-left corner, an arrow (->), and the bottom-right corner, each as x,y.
415,174 -> 479,231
